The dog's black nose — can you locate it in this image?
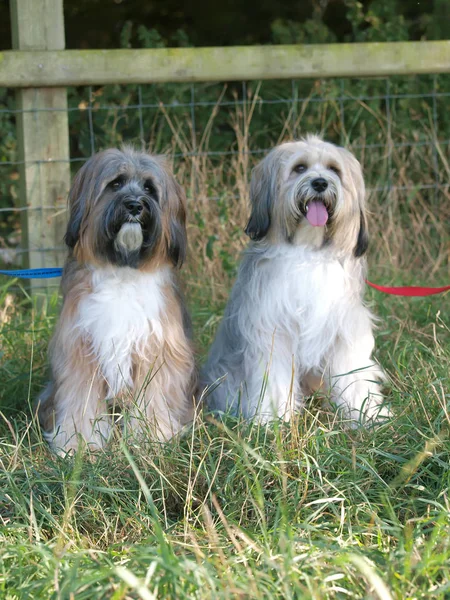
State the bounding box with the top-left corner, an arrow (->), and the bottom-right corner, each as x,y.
124,199 -> 143,216
311,178 -> 328,193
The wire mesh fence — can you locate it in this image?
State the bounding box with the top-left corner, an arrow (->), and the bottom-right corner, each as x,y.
1,72 -> 449,290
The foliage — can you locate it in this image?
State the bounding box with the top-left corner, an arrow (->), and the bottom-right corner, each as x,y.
271,17 -> 337,45
1,0 -> 446,51
426,0 -> 450,41
344,0 -> 409,42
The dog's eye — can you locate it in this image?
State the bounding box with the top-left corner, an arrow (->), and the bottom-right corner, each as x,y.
293,163 -> 307,174
329,165 -> 341,177
143,180 -> 156,196
110,176 -> 126,190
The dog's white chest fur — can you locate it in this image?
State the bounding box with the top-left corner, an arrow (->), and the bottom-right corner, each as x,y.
77,266 -> 169,396
248,246 -> 361,366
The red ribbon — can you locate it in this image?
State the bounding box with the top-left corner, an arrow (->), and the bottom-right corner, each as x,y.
366,280 -> 450,297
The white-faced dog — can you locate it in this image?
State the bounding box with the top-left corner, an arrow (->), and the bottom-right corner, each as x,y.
202,135 -> 388,425
37,148 -> 196,453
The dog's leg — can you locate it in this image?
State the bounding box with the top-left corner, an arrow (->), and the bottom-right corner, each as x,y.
326,337 -> 389,426
241,348 -> 303,422
126,391 -> 188,442
125,367 -> 193,441
125,325 -> 195,442
38,348 -> 112,454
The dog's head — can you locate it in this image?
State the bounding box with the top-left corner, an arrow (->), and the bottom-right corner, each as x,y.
65,147 -> 187,269
245,136 -> 368,257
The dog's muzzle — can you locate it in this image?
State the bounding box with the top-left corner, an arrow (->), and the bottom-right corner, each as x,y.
311,177 -> 328,193
123,195 -> 151,221
297,178 -> 335,227
124,197 -> 144,218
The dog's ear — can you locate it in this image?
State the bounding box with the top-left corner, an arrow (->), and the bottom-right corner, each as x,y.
166,177 -> 188,268
168,211 -> 187,268
64,158 -> 97,249
354,210 -> 369,257
245,155 -> 278,241
341,148 -> 369,258
64,213 -> 82,249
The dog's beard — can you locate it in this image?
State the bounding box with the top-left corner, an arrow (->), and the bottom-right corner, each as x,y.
97,198 -> 162,268
115,222 -> 144,253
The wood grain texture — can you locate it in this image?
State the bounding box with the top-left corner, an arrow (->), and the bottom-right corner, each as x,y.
1,41 -> 450,87
10,0 -> 70,294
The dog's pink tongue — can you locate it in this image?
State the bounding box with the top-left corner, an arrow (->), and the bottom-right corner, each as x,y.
306,201 -> 328,227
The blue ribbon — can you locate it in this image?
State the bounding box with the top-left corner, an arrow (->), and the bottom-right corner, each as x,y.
0,267 -> 64,279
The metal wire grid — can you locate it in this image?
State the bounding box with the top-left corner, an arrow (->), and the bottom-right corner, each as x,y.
0,74 -> 449,278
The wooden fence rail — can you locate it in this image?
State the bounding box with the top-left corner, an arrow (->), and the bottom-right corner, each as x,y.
1,41 -> 450,88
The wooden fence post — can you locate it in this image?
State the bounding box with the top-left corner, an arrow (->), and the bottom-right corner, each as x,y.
10,0 -> 70,296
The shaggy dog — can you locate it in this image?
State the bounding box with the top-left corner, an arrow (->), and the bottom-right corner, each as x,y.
37,148 -> 196,452
202,136 -> 388,425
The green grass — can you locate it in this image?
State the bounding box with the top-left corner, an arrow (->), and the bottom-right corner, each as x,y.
0,271 -> 449,599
